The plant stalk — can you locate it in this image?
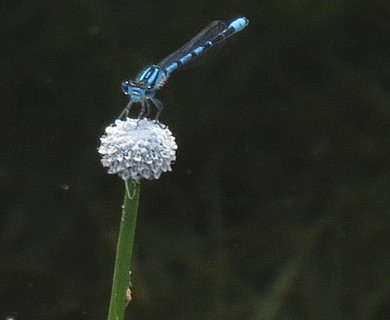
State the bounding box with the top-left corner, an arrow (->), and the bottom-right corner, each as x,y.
107,180 -> 140,320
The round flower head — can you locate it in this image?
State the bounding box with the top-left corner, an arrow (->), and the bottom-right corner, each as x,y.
98,118 -> 178,182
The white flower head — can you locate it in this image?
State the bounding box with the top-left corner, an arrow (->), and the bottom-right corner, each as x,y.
98,118 -> 178,182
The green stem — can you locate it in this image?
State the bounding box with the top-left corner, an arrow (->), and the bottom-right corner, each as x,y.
107,180 -> 141,320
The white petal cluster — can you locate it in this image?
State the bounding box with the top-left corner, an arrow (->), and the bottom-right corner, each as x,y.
98,118 -> 178,182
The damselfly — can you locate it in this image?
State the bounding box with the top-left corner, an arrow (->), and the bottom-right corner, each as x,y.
120,16 -> 249,119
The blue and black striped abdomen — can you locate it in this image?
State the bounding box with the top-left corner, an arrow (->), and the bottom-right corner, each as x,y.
161,16 -> 249,75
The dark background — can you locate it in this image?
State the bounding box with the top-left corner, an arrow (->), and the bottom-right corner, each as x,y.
1,0 -> 389,319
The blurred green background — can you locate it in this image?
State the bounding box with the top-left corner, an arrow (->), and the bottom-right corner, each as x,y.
1,0 -> 389,319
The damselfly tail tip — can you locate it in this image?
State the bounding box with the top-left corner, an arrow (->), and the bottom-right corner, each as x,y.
229,16 -> 249,32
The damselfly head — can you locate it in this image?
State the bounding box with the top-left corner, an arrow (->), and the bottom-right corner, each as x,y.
121,80 -> 131,95
121,80 -> 153,101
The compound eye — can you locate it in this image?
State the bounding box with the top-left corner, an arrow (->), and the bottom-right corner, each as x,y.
121,81 -> 130,95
